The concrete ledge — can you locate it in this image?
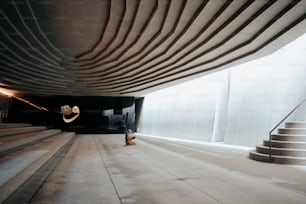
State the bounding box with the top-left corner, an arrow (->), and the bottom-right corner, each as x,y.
0,124 -> 32,128
271,134 -> 306,142
263,139 -> 306,149
278,128 -> 306,135
285,122 -> 306,128
0,132 -> 75,203
249,150 -> 306,165
0,129 -> 61,154
0,127 -> 47,137
256,145 -> 306,157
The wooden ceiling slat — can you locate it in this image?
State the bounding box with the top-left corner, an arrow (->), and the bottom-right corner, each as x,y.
0,72 -> 69,89
82,0 -> 231,81
84,0 -> 159,67
75,0 -> 127,63
0,13 -> 60,67
95,0 -> 172,71
120,12 -> 306,95
0,60 -> 68,82
0,42 -> 64,73
78,0 -> 188,76
113,0 -> 278,87
25,0 -> 65,57
12,1 -> 62,62
107,0 -> 256,82
0,0 -> 306,96
84,0 -> 301,91
79,0 -> 142,68
81,0 -> 208,80
83,0 -> 257,86
75,0 -> 111,60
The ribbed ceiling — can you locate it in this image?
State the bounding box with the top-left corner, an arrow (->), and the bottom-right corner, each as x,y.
1,0 -> 306,97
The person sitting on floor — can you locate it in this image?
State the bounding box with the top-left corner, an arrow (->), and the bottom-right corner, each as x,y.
125,129 -> 136,145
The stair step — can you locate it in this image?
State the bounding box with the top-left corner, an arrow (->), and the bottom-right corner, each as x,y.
256,145 -> 306,157
285,122 -> 306,128
0,123 -> 32,128
0,129 -> 61,155
278,128 -> 306,135
271,133 -> 306,142
249,150 -> 306,165
250,122 -> 306,165
0,132 -> 76,203
263,139 -> 306,149
0,130 -> 44,144
0,126 -> 46,137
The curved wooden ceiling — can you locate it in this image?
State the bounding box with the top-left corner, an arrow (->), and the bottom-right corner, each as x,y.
1,0 -> 306,97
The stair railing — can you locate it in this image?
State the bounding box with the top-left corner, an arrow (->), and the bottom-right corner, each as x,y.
269,99 -> 306,162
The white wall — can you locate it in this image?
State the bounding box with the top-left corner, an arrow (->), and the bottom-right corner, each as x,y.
137,34 -> 306,147
137,74 -> 225,142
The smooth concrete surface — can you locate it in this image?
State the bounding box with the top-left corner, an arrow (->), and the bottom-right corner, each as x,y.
31,134 -> 306,204
0,126 -> 47,137
0,151 -> 47,186
0,132 -> 75,203
0,129 -> 61,153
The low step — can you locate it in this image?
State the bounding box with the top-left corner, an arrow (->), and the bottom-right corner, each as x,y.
256,145 -> 306,157
285,122 -> 306,128
249,150 -> 306,165
278,128 -> 306,135
0,126 -> 46,137
0,132 -> 76,203
263,139 -> 306,149
0,129 -> 61,155
271,134 -> 306,142
0,131 -> 44,144
0,123 -> 32,128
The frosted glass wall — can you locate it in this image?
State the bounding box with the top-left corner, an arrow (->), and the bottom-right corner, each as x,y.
137,34 -> 306,147
137,74 -> 225,142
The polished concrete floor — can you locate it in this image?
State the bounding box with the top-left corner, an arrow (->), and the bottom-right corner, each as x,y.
31,134 -> 306,204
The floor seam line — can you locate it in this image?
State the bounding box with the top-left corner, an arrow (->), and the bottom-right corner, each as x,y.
92,135 -> 123,204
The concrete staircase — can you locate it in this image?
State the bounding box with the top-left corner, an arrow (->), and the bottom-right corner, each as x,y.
249,122 -> 306,165
0,123 -> 76,203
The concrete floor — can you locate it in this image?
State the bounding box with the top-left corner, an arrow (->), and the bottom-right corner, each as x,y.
31,134 -> 306,204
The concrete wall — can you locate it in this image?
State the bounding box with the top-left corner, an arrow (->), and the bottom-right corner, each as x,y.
137,34 -> 306,147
